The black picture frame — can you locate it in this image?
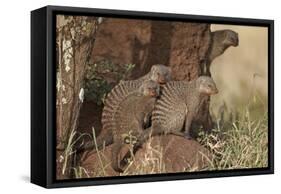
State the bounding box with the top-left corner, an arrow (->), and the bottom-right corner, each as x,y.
31,5 -> 274,188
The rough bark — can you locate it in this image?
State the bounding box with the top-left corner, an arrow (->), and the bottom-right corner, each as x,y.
169,22 -> 211,81
56,15 -> 99,179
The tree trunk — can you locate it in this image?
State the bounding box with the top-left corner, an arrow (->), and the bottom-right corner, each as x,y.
168,22 -> 211,81
56,15 -> 99,179
131,20 -> 173,78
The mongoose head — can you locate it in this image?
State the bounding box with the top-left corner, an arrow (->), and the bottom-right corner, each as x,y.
222,30 -> 239,47
139,80 -> 160,97
196,76 -> 218,95
150,64 -> 172,85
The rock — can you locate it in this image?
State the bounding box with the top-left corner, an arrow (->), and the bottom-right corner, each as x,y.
79,135 -> 212,177
78,144 -> 119,178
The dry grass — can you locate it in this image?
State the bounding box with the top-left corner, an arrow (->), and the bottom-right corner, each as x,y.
74,101 -> 268,178
67,107 -> 268,178
122,141 -> 166,175
122,103 -> 268,175
198,107 -> 268,171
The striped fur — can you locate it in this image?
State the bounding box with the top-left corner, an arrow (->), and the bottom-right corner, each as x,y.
103,80 -> 158,172
152,81 -> 191,133
101,80 -> 142,134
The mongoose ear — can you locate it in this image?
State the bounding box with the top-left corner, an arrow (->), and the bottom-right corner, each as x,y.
167,66 -> 172,73
138,85 -> 144,94
196,76 -> 204,86
150,65 -> 157,73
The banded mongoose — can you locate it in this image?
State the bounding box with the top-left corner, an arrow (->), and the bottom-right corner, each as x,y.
136,76 -> 218,147
102,64 -> 172,135
110,80 -> 160,172
204,30 -> 239,76
75,64 -> 172,154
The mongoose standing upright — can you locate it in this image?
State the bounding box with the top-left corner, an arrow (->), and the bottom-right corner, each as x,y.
110,80 -> 160,172
136,76 -> 218,147
204,30 -> 239,76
